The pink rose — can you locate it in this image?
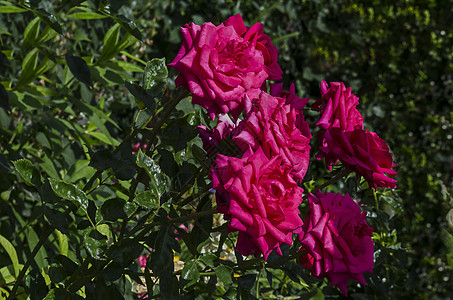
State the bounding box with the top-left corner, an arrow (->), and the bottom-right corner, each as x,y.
211,148 -> 304,259
233,91 -> 311,182
317,127 -> 397,189
312,81 -> 363,132
137,254 -> 148,269
169,14 -> 281,119
298,191 -> 374,296
224,14 -> 282,81
132,142 -> 147,154
197,114 -> 238,157
269,82 -> 311,138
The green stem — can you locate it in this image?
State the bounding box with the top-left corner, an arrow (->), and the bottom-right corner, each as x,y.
7,226 -> 54,300
168,209 -> 217,224
266,251 -> 305,269
144,90 -> 190,154
316,169 -> 351,192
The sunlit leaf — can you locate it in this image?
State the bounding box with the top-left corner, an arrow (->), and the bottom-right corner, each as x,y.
49,178 -> 88,213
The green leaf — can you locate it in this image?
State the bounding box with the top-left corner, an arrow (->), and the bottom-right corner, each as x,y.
133,190 -> 159,209
23,17 -> 40,43
441,228 -> 453,253
16,49 -> 55,88
56,229 -> 68,256
142,58 -> 168,99
124,202 -> 137,217
106,60 -> 143,72
158,148 -> 178,178
82,228 -> 106,258
65,160 -> 96,183
199,253 -> 217,268
0,264 -> 21,285
111,15 -> 142,41
101,198 -> 127,222
49,178 -> 88,213
39,154 -> 60,179
98,23 -> 137,63
89,149 -> 115,171
0,4 -> 27,13
181,259 -> 200,281
125,81 -> 153,110
161,117 -> 198,152
43,289 -> 55,300
17,48 -> 39,83
24,227 -> 48,270
0,83 -> 10,112
32,8 -> 63,35
237,274 -> 257,296
13,158 -> 40,186
53,254 -> 78,275
0,234 -> 20,278
68,7 -> 107,20
98,23 -> 120,62
65,54 -> 92,87
96,224 -> 110,237
106,239 -> 143,267
43,205 -> 69,234
149,225 -> 177,297
136,150 -> 166,199
215,265 -> 233,285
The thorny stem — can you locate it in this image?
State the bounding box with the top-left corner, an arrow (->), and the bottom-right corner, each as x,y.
8,207 -> 74,300
145,90 -> 190,154
315,169 -> 351,192
266,251 -> 306,269
8,226 -> 53,300
118,91 -> 189,240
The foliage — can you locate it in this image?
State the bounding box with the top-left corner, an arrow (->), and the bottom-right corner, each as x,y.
0,0 -> 452,299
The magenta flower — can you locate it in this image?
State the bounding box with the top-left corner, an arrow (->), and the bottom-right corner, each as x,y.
312,81 -> 363,132
318,128 -> 397,189
211,148 -> 303,259
132,142 -> 147,154
169,14 -> 281,119
224,14 -> 282,81
233,91 -> 311,182
137,254 -> 148,269
298,191 -> 374,296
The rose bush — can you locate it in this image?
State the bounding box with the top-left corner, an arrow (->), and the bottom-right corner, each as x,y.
211,148 -> 304,259
169,14 -> 281,119
298,191 -> 374,296
317,127 -> 398,189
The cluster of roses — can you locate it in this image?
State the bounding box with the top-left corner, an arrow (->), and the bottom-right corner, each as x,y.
169,14 -> 397,295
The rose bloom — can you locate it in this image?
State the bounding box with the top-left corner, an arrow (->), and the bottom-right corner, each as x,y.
169,14 -> 282,120
317,127 -> 397,189
211,147 -> 303,259
132,142 -> 147,154
233,91 -> 311,182
312,80 -> 363,132
298,191 -> 374,296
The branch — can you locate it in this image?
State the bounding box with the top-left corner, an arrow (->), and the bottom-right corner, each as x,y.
316,169 -> 351,191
